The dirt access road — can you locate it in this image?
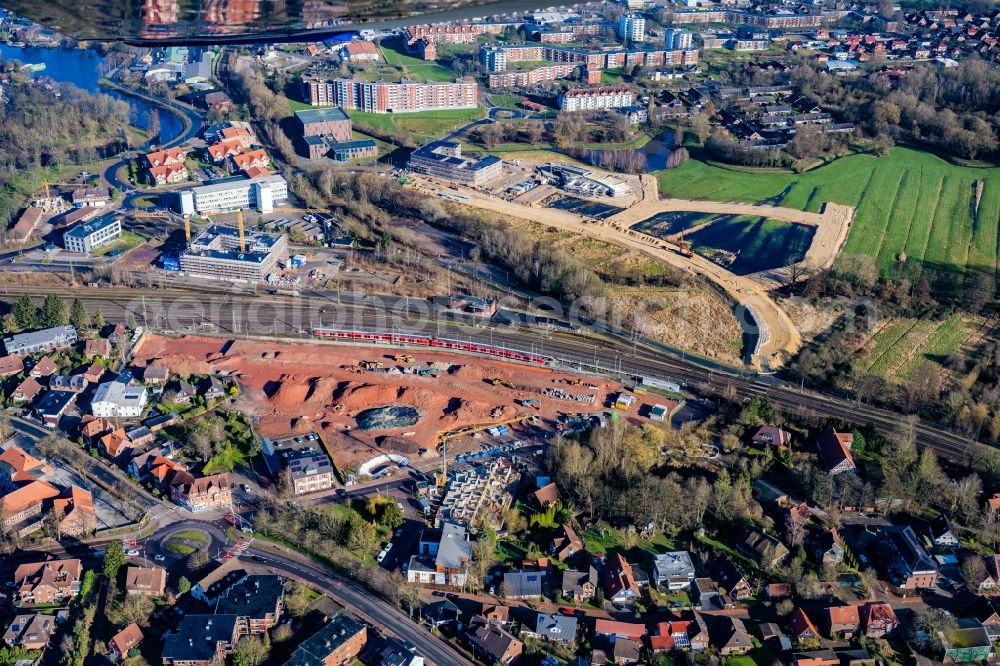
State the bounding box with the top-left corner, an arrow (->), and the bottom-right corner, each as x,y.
415,174 -> 854,371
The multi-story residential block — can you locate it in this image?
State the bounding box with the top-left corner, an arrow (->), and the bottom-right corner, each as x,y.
283,612 -> 367,666
2,326 -> 77,356
403,22 -> 514,46
215,574 -> 284,636
178,175 -> 288,215
262,433 -> 334,496
481,43 -> 698,72
171,472 -> 233,513
558,85 -> 636,111
619,13 -> 646,41
665,28 -> 694,49
488,63 -> 579,89
303,79 -> 477,113
407,141 -> 502,188
162,615 -> 239,666
14,559 -> 82,605
178,225 -> 288,281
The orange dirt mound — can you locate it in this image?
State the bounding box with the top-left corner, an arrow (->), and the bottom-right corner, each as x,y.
268,375 -> 315,409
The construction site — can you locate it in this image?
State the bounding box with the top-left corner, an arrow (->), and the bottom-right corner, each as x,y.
131,334 -> 677,471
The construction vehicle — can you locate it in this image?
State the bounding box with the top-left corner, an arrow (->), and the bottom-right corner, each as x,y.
393,354 -> 415,363
517,398 -> 541,409
360,360 -> 384,370
488,378 -> 515,389
567,378 -> 583,386
676,231 -> 693,258
333,404 -> 345,413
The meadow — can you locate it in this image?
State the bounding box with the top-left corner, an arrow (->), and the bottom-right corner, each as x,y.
656,148 -> 1000,278
863,314 -> 977,382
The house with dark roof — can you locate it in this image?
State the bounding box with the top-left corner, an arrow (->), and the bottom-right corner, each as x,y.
791,607 -> 819,642
816,427 -> 856,475
34,389 -> 76,426
742,528 -> 790,567
162,614 -> 239,666
3,613 -> 55,649
503,570 -> 544,600
708,615 -> 752,655
612,637 -> 642,664
282,612 -> 367,666
464,616 -> 522,665
708,557 -> 750,600
879,525 -> 938,590
928,513 -> 959,548
215,574 -> 284,635
550,524 -> 583,560
528,613 -> 578,644
561,565 -> 598,603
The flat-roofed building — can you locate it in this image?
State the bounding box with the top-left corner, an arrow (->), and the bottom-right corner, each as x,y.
408,141 -> 502,188
178,175 -> 288,215
559,85 -> 636,111
304,79 -> 477,113
294,107 -> 352,141
63,216 -> 122,254
179,225 -> 288,282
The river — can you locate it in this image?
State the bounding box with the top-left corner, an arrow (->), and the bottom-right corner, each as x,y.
0,43 -> 184,146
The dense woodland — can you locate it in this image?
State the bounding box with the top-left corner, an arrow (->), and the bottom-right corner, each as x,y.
0,74 -> 131,223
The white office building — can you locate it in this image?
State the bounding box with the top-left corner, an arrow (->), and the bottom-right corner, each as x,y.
178,175 -> 288,215
619,13 -> 646,42
62,216 -> 122,254
91,381 -> 148,418
664,28 -> 694,49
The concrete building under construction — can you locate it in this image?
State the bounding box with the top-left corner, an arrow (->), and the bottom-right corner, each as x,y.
179,224 -> 288,282
435,458 -> 519,530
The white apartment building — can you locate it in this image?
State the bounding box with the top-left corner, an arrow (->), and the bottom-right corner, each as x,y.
619,13 -> 646,42
664,28 -> 694,49
178,175 -> 288,215
558,86 -> 636,111
91,381 -> 148,418
62,216 -> 122,254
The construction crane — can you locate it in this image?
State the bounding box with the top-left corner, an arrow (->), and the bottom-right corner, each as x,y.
236,208 -> 246,253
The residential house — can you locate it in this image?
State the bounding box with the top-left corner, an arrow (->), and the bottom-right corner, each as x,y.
594,619 -> 646,643
99,428 -> 130,459
0,445 -> 51,488
793,650 -> 841,666
80,362 -> 104,384
480,604 -> 510,626
860,602 -> 899,638
529,613 -> 578,644
407,522 -> 472,588
3,326 -> 77,357
110,623 -> 143,662
143,364 -> 170,384
49,375 -> 88,393
125,566 -> 167,596
79,416 -> 114,444
791,607 -> 820,643
612,638 -> 642,664
531,482 -> 562,510
144,147 -> 186,169
812,530 -> 844,566
648,617 -> 708,652
464,616 -> 522,665
652,551 -> 696,590
376,638 -> 423,666
171,472 -> 233,513
827,605 -> 860,638
149,163 -> 188,185
29,356 -> 56,378
201,376 -> 226,400
171,379 -> 196,403
1,480 -> 60,532
215,574 -> 284,636
206,138 -> 245,163
0,354 -> 24,378
108,324 -> 128,346
551,524 -> 583,560
743,528 -> 790,567
880,525 -> 938,590
229,149 -> 270,174
708,557 -> 750,600
816,427 -> 856,475
603,552 -> 640,604
928,514 -> 960,548
90,381 -> 148,418
423,600 -> 459,628
52,486 -> 96,537
84,338 -> 111,358
752,424 -> 792,447
11,376 -> 42,403
125,426 -> 155,450
708,616 -> 753,655
561,565 -> 598,603
162,614 -> 239,666
3,613 -> 55,649
34,390 -> 76,426
503,570 -> 544,600
14,559 -> 83,605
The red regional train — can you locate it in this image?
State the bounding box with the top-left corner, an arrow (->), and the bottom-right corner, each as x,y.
312,328 -> 550,366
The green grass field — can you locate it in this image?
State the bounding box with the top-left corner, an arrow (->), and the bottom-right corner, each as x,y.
348,107 -> 483,144
377,40 -> 457,82
864,314 -> 976,382
657,148 -> 1000,278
